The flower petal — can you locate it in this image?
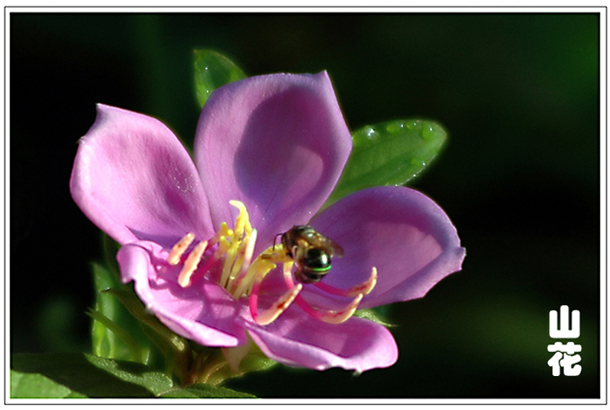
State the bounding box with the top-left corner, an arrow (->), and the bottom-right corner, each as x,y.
70,104 -> 214,246
309,186 -> 465,309
117,240 -> 246,347
239,308 -> 397,372
194,72 -> 352,248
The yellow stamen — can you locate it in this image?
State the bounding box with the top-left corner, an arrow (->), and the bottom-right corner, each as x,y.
234,228 -> 257,275
177,240 -> 208,287
227,229 -> 258,294
219,201 -> 254,288
232,255 -> 276,298
208,222 -> 233,247
217,236 -> 231,254
167,233 -> 195,265
221,240 -> 239,288
229,200 -> 252,241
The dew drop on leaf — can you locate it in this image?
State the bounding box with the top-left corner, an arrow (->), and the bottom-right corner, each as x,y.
421,122 -> 435,140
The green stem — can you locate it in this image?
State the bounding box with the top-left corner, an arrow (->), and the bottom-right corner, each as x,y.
187,349 -> 234,387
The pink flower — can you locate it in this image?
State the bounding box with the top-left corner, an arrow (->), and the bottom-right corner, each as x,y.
70,72 -> 465,373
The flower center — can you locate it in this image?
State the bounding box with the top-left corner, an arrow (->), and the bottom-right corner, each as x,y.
166,200 -> 377,326
167,200 -> 261,297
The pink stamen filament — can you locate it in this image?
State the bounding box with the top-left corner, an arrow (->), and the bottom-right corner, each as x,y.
313,267 -> 378,297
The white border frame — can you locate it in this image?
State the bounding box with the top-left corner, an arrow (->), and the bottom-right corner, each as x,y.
3,6 -> 606,406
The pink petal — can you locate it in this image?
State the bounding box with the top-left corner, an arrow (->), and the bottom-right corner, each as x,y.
239,307 -> 397,372
117,241 -> 247,347
194,72 -> 352,249
70,104 -> 214,246
309,186 -> 466,309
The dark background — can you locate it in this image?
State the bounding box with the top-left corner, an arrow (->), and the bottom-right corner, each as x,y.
10,12 -> 601,398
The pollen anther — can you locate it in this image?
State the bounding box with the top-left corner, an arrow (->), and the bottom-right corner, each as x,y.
177,240 -> 208,287
319,293 -> 364,324
313,266 -> 378,298
253,284 -> 303,325
346,267 -> 377,297
167,232 -> 195,265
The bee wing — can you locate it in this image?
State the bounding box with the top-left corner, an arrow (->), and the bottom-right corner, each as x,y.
307,231 -> 344,258
327,239 -> 345,258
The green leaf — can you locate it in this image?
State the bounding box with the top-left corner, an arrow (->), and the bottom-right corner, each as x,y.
158,383 -> 255,398
354,308 -> 395,328
11,371 -> 86,398
11,353 -> 256,399
325,119 -> 447,207
87,309 -> 144,361
101,232 -> 121,280
194,49 -> 246,108
90,262 -> 153,365
11,353 -> 172,398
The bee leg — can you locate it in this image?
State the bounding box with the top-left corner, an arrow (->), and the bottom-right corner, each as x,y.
313,267 -> 378,297
260,246 -> 291,262
272,232 -> 283,252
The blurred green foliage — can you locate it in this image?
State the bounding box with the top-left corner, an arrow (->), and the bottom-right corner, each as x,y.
10,12 -> 600,398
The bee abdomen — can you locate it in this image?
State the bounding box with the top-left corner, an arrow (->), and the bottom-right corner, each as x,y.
304,248 -> 331,271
